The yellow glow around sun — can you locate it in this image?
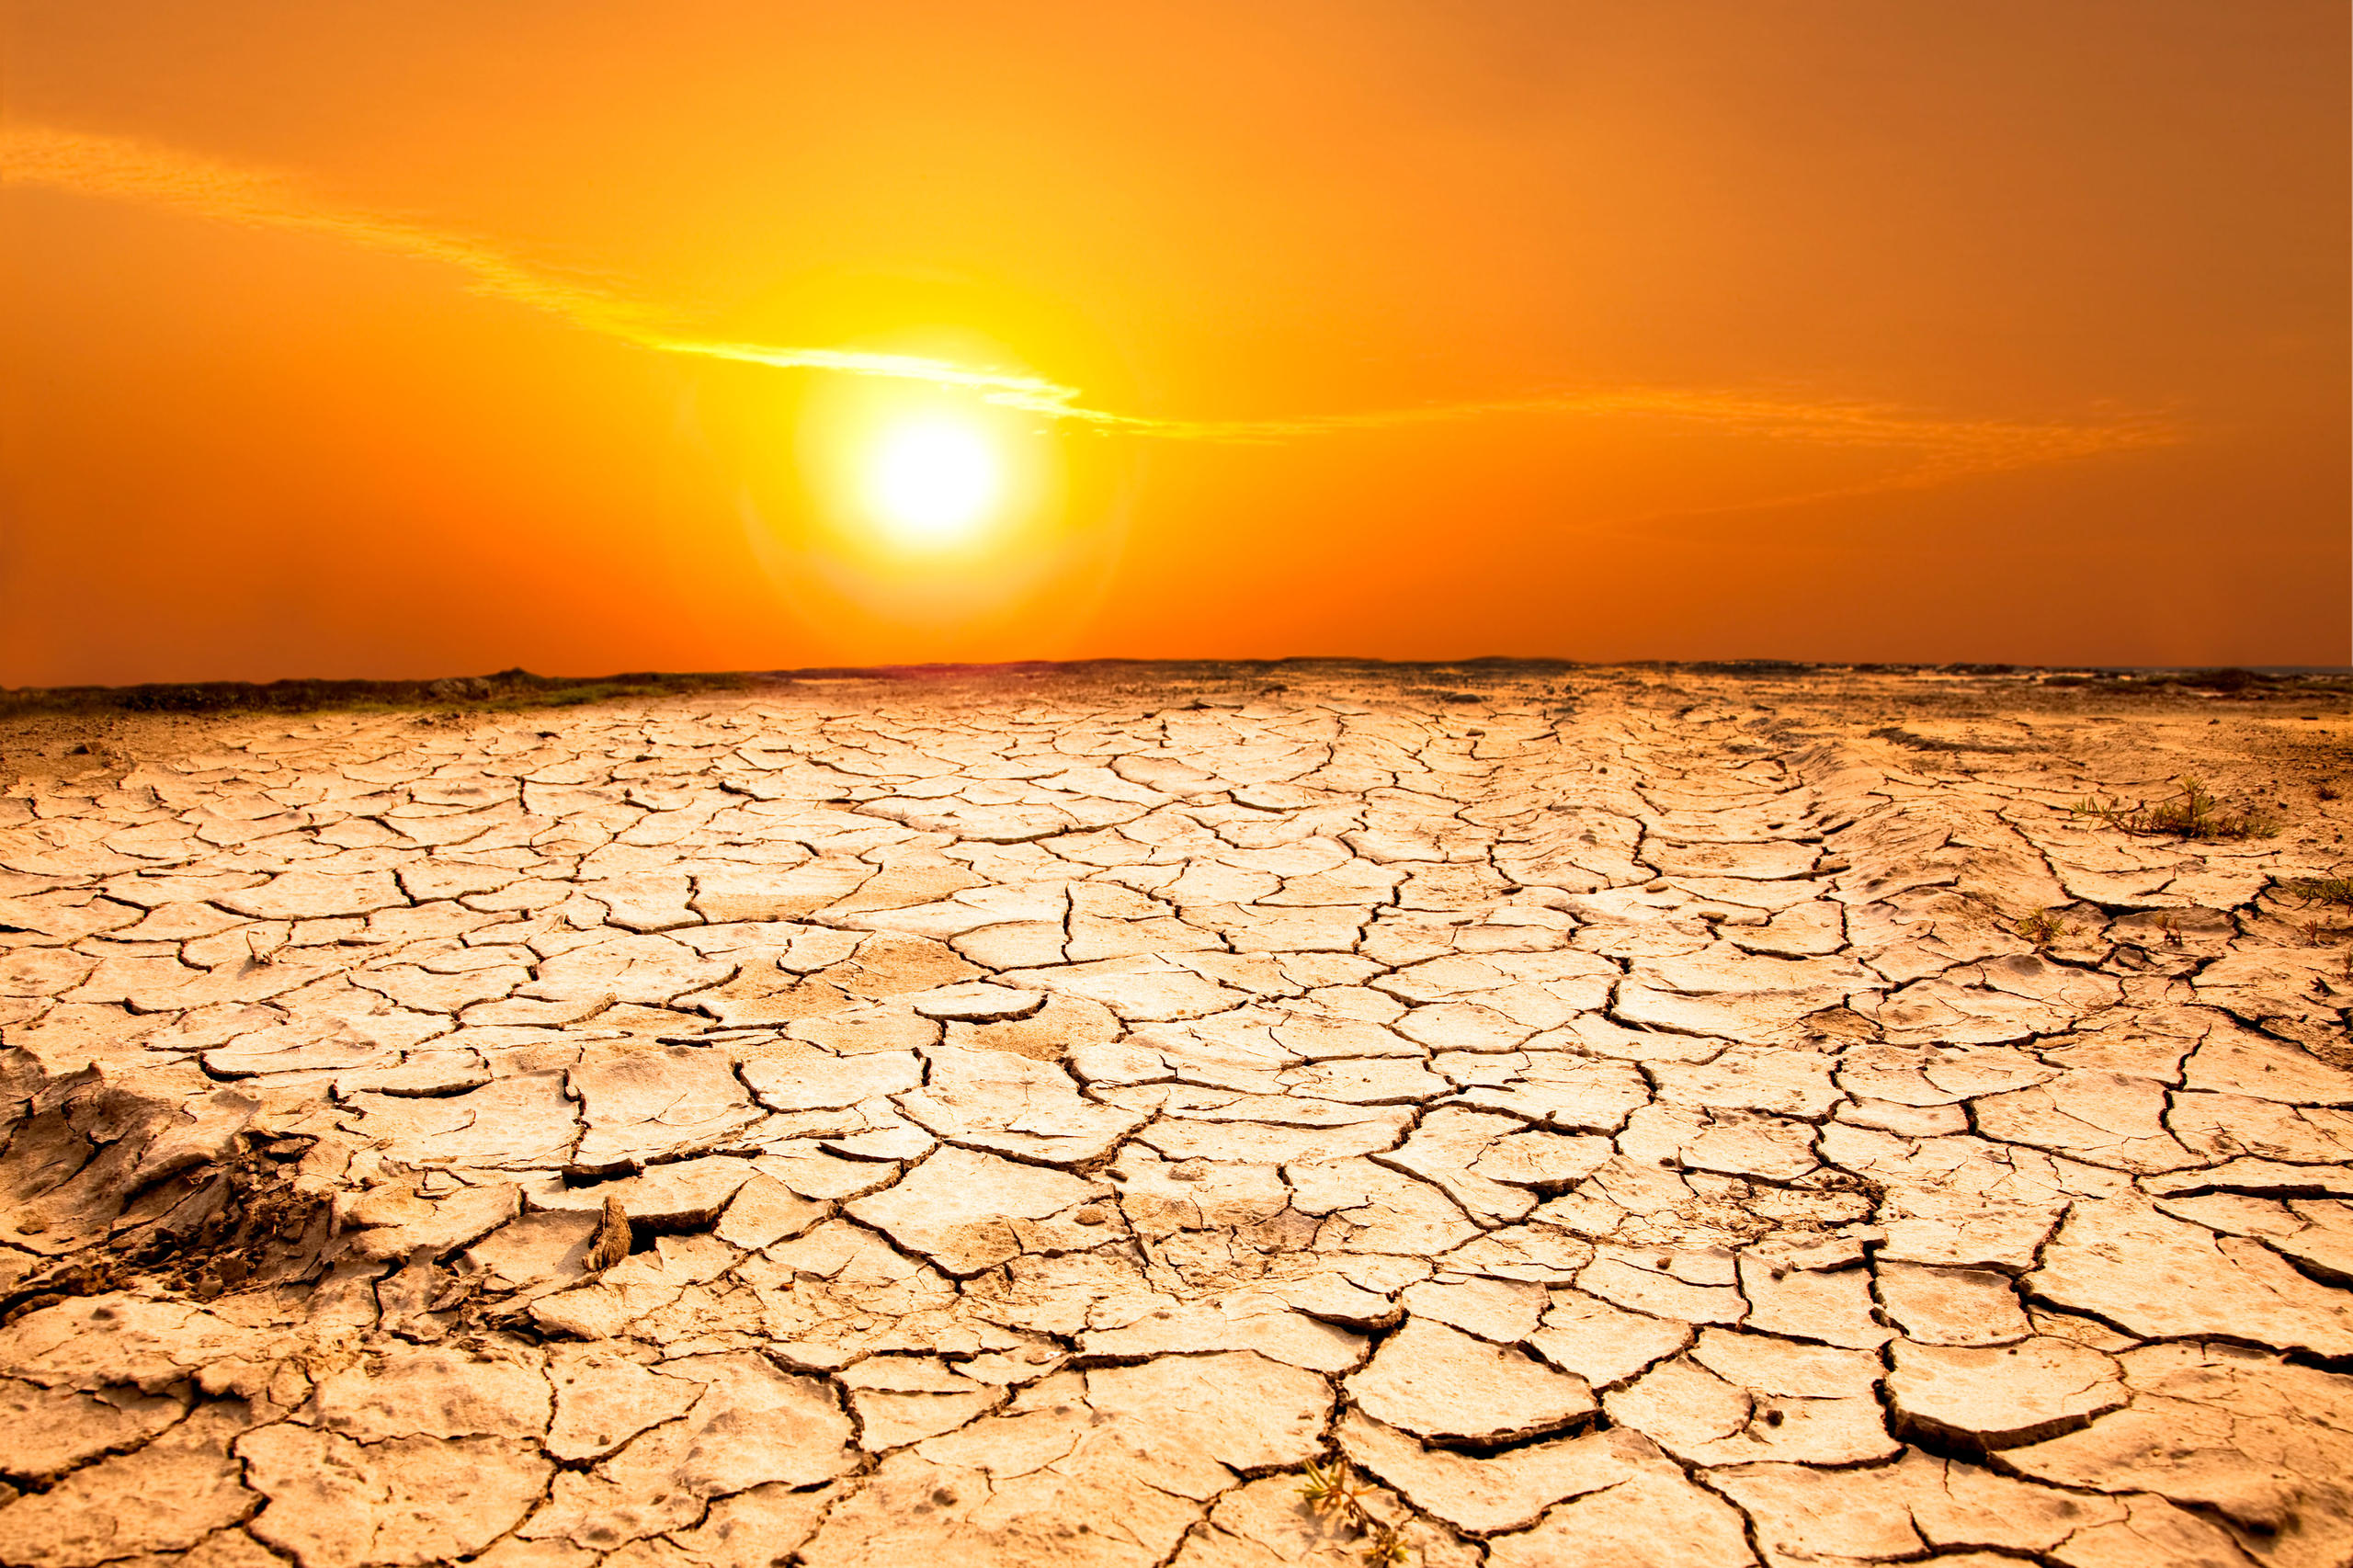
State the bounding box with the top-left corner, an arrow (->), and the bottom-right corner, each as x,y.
864,415 -> 1004,544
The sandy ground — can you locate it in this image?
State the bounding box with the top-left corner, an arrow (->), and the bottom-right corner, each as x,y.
1,663 -> 2350,1568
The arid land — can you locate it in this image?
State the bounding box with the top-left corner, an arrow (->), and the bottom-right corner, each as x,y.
2,661 -> 2352,1568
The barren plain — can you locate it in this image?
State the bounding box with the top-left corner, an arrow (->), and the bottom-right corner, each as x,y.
2,662 -> 2351,1568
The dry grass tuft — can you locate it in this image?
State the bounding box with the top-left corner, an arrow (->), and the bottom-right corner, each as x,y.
2073,778 -> 2280,841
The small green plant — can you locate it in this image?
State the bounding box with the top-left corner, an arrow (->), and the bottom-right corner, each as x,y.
2072,778 -> 2280,841
1302,1460 -> 1364,1522
2015,909 -> 2065,950
2281,876 -> 2353,909
1301,1461 -> 1413,1565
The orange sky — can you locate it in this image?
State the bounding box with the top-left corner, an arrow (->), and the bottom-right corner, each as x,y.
4,0 -> 2346,683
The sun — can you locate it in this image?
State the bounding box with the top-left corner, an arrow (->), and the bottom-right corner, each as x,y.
864,415 -> 1004,545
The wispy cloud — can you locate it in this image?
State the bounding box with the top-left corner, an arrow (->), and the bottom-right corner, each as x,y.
4,123 -> 2177,486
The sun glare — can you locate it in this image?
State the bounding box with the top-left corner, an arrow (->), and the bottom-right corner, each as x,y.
865,416 -> 1003,544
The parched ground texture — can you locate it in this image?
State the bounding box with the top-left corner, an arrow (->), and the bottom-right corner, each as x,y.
3,663 -> 2352,1568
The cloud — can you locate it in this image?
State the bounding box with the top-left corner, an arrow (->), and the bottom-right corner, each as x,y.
4,122 -> 2176,489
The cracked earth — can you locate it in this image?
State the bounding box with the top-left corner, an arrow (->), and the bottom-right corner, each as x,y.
2,664 -> 2351,1568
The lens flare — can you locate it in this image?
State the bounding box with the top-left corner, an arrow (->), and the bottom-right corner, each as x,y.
864,416 -> 1002,544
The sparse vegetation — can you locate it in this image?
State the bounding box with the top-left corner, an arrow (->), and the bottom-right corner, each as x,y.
2280,876 -> 2353,909
1301,1460 -> 1412,1565
2072,778 -> 2280,841
2016,908 -> 2066,950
